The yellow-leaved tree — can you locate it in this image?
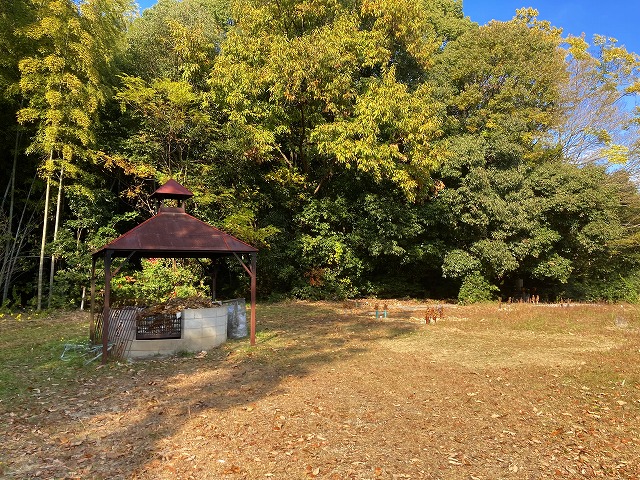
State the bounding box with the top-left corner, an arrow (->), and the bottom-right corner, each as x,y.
17,0 -> 133,309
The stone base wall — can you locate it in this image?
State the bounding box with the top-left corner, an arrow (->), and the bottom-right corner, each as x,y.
127,306 -> 228,359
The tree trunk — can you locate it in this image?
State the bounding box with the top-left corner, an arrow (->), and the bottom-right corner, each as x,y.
2,174 -> 37,303
47,164 -> 64,308
37,153 -> 53,311
0,127 -> 20,303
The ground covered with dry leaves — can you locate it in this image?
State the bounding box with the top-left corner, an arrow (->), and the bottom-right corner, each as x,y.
1,301 -> 639,479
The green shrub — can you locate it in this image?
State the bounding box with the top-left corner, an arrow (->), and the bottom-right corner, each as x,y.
568,273 -> 640,303
111,259 -> 206,303
458,272 -> 499,304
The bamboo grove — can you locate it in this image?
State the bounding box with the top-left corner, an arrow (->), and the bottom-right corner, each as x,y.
2,0 -> 640,308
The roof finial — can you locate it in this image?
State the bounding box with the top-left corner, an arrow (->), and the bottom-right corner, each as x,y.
150,179 -> 194,200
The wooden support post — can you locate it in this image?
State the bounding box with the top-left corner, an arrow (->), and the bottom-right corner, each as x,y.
232,252 -> 258,345
89,257 -> 96,344
211,259 -> 219,301
101,251 -> 112,364
250,253 -> 257,346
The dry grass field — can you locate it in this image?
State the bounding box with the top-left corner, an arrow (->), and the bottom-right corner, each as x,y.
1,301 -> 639,479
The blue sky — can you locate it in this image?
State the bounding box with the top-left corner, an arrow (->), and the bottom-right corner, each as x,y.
135,0 -> 640,55
463,1 -> 640,54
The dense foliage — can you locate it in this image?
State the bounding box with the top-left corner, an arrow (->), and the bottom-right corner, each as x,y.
2,0 -> 640,308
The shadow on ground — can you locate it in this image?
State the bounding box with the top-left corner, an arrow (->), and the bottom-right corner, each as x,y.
3,301 -> 417,479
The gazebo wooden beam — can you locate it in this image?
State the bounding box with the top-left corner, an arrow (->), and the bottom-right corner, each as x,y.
89,257 -> 96,344
101,251 -> 112,364
232,252 -> 257,345
250,253 -> 257,346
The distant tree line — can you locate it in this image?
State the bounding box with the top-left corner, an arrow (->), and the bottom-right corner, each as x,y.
2,0 -> 640,307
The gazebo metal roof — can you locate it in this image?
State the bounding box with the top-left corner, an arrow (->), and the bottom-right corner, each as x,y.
92,206 -> 257,258
90,180 -> 258,362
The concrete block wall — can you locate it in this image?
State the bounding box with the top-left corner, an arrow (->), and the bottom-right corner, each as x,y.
127,306 -> 228,359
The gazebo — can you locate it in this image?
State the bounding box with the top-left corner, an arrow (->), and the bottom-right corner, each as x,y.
90,180 -> 258,362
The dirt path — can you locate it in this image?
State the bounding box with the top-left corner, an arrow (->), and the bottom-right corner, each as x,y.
2,302 -> 639,479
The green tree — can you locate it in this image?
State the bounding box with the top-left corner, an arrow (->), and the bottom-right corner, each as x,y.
6,0 -> 635,307
0,0 -> 37,305
17,0 -> 133,309
106,0 -> 240,214
430,9 -> 566,164
434,154 -> 636,302
0,0 -> 34,96
210,0 -> 471,200
427,10 -> 573,301
201,0 -> 473,297
113,76 -> 213,209
122,0 -> 230,86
